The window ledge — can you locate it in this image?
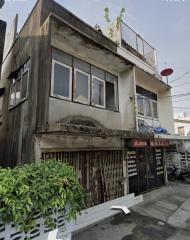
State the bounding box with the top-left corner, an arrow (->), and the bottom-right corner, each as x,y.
8,97 -> 28,111
137,115 -> 159,121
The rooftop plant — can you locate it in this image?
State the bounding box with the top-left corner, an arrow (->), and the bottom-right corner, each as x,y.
104,7 -> 126,43
0,160 -> 87,232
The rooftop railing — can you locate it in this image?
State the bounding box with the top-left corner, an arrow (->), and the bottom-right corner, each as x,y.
121,21 -> 157,69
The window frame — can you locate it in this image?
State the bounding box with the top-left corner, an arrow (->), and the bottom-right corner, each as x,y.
137,94 -> 159,120
15,77 -> 21,104
114,80 -> 119,111
20,67 -> 30,101
152,100 -> 158,119
92,75 -> 106,109
137,94 -> 145,116
144,98 -> 152,118
51,59 -> 72,101
51,49 -> 119,112
9,59 -> 30,109
73,68 -> 90,105
9,80 -> 16,107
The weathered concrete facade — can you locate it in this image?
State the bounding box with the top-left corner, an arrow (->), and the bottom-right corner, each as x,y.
0,0 -> 175,203
0,1 -> 42,166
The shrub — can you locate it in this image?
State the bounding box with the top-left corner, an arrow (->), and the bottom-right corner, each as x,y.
0,159 -> 87,231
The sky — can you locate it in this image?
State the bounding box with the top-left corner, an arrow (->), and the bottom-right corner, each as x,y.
0,0 -> 190,114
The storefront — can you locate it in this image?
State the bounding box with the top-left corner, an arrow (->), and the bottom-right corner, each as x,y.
126,138 -> 169,195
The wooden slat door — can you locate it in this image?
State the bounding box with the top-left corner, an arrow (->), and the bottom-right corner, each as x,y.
42,150 -> 124,207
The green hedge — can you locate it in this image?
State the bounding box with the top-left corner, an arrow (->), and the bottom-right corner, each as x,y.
0,160 -> 87,231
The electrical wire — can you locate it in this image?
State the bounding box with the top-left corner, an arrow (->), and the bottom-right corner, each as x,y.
138,91 -> 190,99
172,81 -> 190,88
172,97 -> 190,102
158,92 -> 190,99
138,95 -> 190,104
173,107 -> 190,109
159,97 -> 190,103
170,70 -> 190,83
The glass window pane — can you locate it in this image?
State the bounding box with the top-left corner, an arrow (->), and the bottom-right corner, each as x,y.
106,82 -> 115,111
137,95 -> 144,115
52,49 -> 72,66
16,79 -> 21,103
10,84 -> 16,106
73,58 -> 90,74
53,63 -> 71,98
92,77 -> 105,107
21,72 -> 28,99
23,59 -> 31,72
91,66 -> 104,80
74,70 -> 89,104
145,98 -> 151,117
152,101 -> 158,118
106,72 -> 116,84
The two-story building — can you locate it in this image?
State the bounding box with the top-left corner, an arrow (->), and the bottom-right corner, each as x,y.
0,0 -> 175,207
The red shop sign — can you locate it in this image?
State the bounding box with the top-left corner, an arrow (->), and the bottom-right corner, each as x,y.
131,139 -> 148,147
150,140 -> 169,147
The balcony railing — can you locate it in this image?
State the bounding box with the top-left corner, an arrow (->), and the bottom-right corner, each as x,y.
120,21 -> 157,69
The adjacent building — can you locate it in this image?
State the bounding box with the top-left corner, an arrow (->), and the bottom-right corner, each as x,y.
0,0 -> 175,206
0,0 -> 7,124
174,112 -> 190,137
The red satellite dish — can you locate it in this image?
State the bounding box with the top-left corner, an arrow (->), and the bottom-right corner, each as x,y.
160,68 -> 173,77
160,68 -> 173,84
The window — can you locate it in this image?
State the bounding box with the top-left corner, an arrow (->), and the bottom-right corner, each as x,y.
21,71 -> 29,99
15,78 -> 21,104
74,69 -> 90,104
51,49 -> 119,112
152,101 -> 158,119
10,83 -> 16,107
178,126 -> 185,136
92,76 -> 105,108
136,86 -> 158,119
137,95 -> 158,119
51,60 -> 72,100
105,72 -> 118,111
106,82 -> 115,111
137,95 -> 144,116
145,98 -> 152,117
9,59 -> 30,108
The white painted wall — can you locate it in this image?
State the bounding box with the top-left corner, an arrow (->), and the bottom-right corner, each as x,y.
119,67 -> 136,131
135,67 -> 175,135
159,89 -> 175,134
174,120 -> 190,136
117,47 -> 161,80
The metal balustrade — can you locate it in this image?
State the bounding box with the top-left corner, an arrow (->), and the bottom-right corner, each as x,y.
121,21 -> 157,69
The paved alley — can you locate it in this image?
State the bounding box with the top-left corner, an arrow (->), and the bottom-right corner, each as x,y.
73,182 -> 190,240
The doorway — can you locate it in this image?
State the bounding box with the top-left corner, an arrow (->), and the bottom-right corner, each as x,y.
128,147 -> 157,194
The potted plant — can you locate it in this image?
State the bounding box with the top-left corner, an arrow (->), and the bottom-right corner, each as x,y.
0,159 -> 87,240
